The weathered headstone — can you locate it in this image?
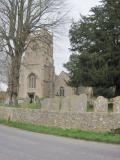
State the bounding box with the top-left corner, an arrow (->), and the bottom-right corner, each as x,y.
41,98 -> 52,112
113,97 -> 120,113
61,96 -> 71,112
61,94 -> 87,113
70,94 -> 87,112
41,97 -> 60,112
51,97 -> 61,112
86,87 -> 93,105
94,96 -> 108,112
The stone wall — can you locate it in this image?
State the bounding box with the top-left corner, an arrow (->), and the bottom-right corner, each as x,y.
0,107 -> 120,132
0,95 -> 120,132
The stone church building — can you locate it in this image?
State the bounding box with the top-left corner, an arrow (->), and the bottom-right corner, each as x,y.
18,29 -> 75,102
55,71 -> 75,97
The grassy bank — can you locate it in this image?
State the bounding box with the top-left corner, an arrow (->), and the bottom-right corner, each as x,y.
0,119 -> 120,144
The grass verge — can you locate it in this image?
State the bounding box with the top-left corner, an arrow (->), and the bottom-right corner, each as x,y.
0,119 -> 120,144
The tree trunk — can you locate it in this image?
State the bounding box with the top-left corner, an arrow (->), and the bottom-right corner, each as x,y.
8,54 -> 21,105
115,84 -> 120,97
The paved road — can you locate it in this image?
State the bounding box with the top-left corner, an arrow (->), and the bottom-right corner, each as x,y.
0,125 -> 120,160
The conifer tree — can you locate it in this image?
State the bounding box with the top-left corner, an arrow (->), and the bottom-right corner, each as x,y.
65,0 -> 120,96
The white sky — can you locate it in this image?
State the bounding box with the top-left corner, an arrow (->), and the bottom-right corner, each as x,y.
54,0 -> 100,75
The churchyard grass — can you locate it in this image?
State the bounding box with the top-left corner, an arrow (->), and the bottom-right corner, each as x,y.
87,104 -> 94,112
0,119 -> 120,144
0,103 -> 41,109
20,103 -> 41,109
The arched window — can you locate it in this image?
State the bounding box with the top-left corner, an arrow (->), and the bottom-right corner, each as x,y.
60,87 -> 65,96
28,73 -> 36,89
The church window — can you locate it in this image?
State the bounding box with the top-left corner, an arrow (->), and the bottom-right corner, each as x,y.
60,86 -> 65,96
29,74 -> 36,89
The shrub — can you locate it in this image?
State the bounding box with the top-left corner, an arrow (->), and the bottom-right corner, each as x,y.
93,87 -> 115,98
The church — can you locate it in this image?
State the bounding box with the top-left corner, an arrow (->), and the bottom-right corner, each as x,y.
18,29 -> 75,102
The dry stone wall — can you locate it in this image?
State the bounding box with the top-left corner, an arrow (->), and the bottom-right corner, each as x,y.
0,107 -> 120,132
0,95 -> 120,132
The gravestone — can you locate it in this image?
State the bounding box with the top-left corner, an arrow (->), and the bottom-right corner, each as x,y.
61,96 -> 71,112
51,97 -> 61,112
41,97 -> 60,112
113,97 -> 120,113
70,94 -> 87,112
61,94 -> 87,113
41,98 -> 52,112
94,96 -> 108,112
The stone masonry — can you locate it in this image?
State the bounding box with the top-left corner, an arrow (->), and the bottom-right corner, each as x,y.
19,29 -> 55,101
0,107 -> 120,132
0,95 -> 120,132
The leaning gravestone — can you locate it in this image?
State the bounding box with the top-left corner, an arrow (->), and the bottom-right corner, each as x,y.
94,96 -> 108,112
113,97 -> 120,113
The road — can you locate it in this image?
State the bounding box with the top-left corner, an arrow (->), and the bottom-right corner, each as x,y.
0,125 -> 120,160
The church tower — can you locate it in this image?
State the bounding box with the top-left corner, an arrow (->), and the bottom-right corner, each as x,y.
18,29 -> 55,102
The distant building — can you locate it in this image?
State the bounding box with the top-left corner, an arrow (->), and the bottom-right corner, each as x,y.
55,71 -> 75,97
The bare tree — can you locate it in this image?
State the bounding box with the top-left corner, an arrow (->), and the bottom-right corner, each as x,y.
0,51 -> 9,84
0,0 -> 66,104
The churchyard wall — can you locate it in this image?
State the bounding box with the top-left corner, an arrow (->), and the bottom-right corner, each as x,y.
0,94 -> 120,132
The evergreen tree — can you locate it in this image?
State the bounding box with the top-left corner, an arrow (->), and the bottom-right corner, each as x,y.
64,0 -> 120,96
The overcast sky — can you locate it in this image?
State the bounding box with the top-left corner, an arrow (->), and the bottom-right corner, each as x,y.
54,0 -> 100,75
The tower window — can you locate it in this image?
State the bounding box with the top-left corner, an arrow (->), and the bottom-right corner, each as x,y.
60,87 -> 65,96
29,73 -> 36,89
